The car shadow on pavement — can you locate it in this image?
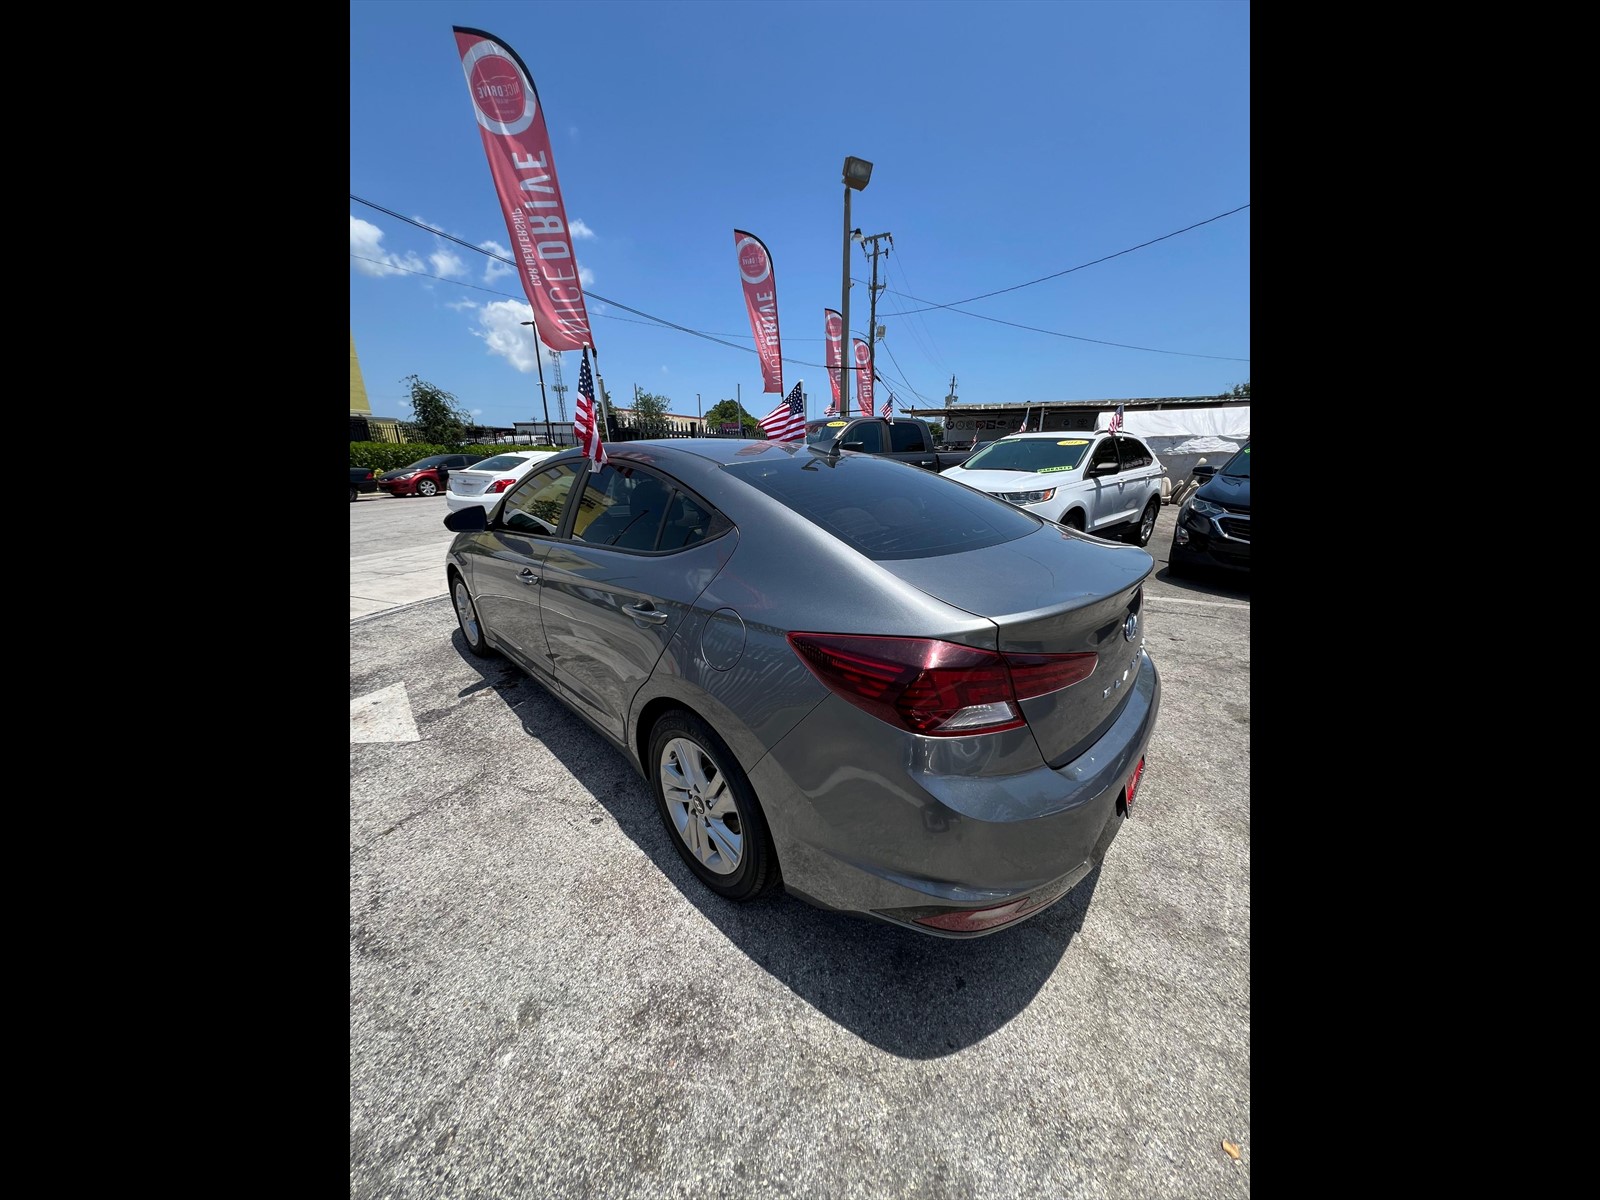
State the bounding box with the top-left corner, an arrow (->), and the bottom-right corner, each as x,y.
1159,565 -> 1250,599
455,632 -> 1096,1060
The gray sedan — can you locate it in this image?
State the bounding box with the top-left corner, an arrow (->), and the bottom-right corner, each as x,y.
442,439 -> 1160,937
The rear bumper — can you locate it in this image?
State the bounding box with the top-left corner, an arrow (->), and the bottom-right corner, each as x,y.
749,649 -> 1161,937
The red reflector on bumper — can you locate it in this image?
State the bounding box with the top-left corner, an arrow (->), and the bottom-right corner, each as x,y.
1125,756 -> 1146,811
913,897 -> 1035,933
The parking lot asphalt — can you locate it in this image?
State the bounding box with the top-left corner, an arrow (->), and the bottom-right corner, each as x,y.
350,491 -> 1250,1200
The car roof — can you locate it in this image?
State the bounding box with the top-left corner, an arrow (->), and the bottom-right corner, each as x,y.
979,431 -> 1110,439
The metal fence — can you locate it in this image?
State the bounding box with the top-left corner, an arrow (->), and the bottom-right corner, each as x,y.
351,414 -> 750,448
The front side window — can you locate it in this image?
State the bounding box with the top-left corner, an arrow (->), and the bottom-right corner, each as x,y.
1089,437 -> 1120,473
1116,437 -> 1152,469
499,462 -> 581,536
844,423 -> 884,453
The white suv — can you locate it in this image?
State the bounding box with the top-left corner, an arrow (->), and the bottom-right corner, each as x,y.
941,431 -> 1167,546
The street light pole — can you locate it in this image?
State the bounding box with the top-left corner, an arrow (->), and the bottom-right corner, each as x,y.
520,320 -> 553,445
840,156 -> 872,420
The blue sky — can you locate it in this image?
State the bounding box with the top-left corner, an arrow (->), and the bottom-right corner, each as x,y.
350,0 -> 1249,428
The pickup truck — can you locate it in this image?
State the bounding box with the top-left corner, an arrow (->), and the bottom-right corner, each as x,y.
804,416 -> 976,472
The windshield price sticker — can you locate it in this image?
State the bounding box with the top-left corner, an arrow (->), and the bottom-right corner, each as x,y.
1038,464 -> 1077,473
1057,439 -> 1088,446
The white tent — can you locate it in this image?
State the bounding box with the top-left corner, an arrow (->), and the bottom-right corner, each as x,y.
1101,405 -> 1249,457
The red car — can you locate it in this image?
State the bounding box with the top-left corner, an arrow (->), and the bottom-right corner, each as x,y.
375,453 -> 488,498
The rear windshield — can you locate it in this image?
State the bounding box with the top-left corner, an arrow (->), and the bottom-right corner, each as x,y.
724,451 -> 1039,560
471,455 -> 532,472
961,437 -> 1092,473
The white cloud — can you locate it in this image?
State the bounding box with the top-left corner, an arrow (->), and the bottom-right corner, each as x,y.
429,247 -> 467,278
476,299 -> 548,373
569,219 -> 596,241
350,216 -> 425,278
446,297 -> 478,312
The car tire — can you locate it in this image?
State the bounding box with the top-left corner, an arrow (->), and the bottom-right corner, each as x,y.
1126,498 -> 1160,547
1061,512 -> 1085,531
417,479 -> 439,497
1166,540 -> 1189,578
649,710 -> 779,902
350,486 -> 358,502
450,571 -> 495,658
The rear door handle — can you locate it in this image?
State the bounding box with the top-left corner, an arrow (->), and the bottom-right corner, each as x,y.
626,602 -> 670,625
518,568 -> 540,586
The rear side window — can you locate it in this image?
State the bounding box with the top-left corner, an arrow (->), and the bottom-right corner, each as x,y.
888,423 -> 927,453
571,464 -> 721,553
726,452 -> 1039,560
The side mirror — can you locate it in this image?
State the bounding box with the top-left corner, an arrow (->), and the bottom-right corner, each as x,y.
1192,464 -> 1217,481
444,506 -> 488,533
1087,461 -> 1118,477
840,441 -> 866,452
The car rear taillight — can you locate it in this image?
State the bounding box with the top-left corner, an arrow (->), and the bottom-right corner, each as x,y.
787,633 -> 1096,736
486,478 -> 518,493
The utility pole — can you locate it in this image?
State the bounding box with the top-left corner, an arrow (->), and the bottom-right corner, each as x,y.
519,321 -> 553,442
945,374 -> 958,446
860,232 -> 891,412
551,355 -> 569,445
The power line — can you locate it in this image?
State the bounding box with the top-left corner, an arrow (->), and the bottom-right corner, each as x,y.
892,204 -> 1251,314
351,193 -> 1247,368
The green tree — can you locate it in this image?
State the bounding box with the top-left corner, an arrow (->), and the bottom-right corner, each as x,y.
401,375 -> 471,445
631,390 -> 672,437
928,422 -> 944,442
1228,380 -> 1251,399
703,398 -> 759,436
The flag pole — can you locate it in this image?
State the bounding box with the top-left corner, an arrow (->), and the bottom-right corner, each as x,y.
588,343 -> 612,444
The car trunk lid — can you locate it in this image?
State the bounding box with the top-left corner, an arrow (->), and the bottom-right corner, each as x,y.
876,525 -> 1153,762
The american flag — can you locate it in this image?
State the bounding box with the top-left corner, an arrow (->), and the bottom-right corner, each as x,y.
759,380 -> 806,442
1018,405 -> 1030,433
1108,403 -> 1124,434
885,392 -> 897,424
575,353 -> 608,468
824,394 -> 839,417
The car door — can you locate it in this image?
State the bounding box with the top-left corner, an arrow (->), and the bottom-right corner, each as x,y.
537,462 -> 736,743
1084,434 -> 1128,530
465,461 -> 584,676
1115,435 -> 1159,517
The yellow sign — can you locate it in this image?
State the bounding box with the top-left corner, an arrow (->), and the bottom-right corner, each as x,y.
1058,439 -> 1088,446
827,420 -> 847,427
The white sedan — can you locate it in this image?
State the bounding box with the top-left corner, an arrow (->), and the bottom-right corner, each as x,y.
444,451 -> 559,515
